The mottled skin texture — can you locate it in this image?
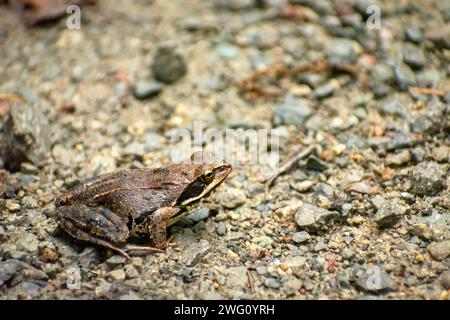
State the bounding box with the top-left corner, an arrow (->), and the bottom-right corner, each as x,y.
55,154 -> 232,258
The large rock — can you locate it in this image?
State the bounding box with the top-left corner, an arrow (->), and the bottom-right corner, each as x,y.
215,188 -> 246,209
355,265 -> 398,293
408,162 -> 446,196
295,203 -> 340,231
427,241 -> 450,261
372,197 -> 407,228
273,95 -> 312,127
151,46 -> 187,84
0,260 -> 20,286
326,39 -> 358,66
1,101 -> 50,172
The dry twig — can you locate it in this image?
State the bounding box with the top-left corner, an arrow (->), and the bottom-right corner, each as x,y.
264,144 -> 319,194
239,59 -> 329,100
408,86 -> 447,97
247,270 -> 256,294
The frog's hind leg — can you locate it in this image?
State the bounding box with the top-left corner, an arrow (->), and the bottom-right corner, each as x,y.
57,204 -> 130,258
59,218 -> 131,259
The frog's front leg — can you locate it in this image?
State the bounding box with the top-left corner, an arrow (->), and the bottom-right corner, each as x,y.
148,207 -> 181,248
57,204 -> 131,258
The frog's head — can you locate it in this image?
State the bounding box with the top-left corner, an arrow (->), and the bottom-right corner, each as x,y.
176,152 -> 232,206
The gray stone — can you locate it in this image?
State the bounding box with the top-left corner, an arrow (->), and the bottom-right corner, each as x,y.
143,132 -> 164,152
1,101 -> 50,172
443,6 -> 450,22
411,148 -> 426,163
347,181 -> 376,195
264,278 -> 280,289
372,63 -> 394,82
215,42 -> 239,59
404,26 -> 423,44
16,233 -> 39,253
355,265 -> 398,293
214,0 -> 254,11
425,25 -> 450,49
386,133 -> 413,151
11,281 -> 42,299
338,132 -> 367,150
133,81 -> 163,100
411,117 -> 433,135
394,62 -> 416,90
216,222 -> 226,236
441,271 -> 450,289
290,180 -> 315,193
303,278 -> 315,291
373,199 -> 407,228
381,97 -> 406,116
342,248 -> 355,260
409,162 -> 446,196
21,195 -> 38,209
181,206 -> 210,225
0,260 -> 20,286
313,81 -> 336,99
313,240 -> 327,252
20,162 -> 39,174
123,142 -> 145,158
431,146 -> 450,163
273,95 -> 312,127
106,255 -> 127,266
284,256 -> 307,272
291,231 -> 311,244
215,188 -> 246,209
385,150 -> 411,167
337,270 -> 352,288
416,68 -> 441,88
282,278 -> 303,296
119,291 -> 143,300
181,239 -> 210,266
151,46 -> 187,83
444,92 -> 450,104
225,266 -> 250,298
314,183 -> 335,197
326,39 -> 358,65
296,73 -> 325,88
295,203 -> 340,231
427,241 -> 450,261
403,43 -> 426,69
109,269 -> 126,281
340,203 -> 353,216
305,156 -> 328,172
408,224 -> 433,241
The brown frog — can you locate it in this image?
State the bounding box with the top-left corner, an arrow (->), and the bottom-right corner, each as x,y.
55,152 -> 232,258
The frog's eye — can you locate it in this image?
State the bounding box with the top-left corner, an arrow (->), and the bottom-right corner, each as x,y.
202,170 -> 214,182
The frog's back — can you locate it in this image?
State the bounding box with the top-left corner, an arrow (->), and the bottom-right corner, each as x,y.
83,166 -> 190,215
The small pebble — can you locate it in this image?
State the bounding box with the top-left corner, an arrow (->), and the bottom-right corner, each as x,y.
109,269 -> 126,282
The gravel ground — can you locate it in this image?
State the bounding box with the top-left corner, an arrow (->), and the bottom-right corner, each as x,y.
0,0 -> 449,300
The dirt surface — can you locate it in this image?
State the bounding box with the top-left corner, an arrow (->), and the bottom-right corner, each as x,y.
0,0 -> 449,300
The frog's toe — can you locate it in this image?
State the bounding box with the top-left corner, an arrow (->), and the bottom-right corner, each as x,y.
124,244 -> 165,254
155,236 -> 179,250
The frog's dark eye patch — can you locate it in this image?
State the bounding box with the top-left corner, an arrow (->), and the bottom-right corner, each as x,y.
176,179 -> 206,205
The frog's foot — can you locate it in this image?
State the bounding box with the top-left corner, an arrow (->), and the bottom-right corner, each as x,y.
155,235 -> 179,250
